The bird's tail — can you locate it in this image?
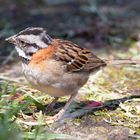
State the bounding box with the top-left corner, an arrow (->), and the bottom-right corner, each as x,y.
103,58 -> 140,66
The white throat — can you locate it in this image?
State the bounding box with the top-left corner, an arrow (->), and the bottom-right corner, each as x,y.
15,46 -> 30,60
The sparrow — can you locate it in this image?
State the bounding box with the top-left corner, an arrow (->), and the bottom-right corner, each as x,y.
6,27 -> 106,123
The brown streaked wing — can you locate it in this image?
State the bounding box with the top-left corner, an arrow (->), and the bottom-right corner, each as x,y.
54,39 -> 106,72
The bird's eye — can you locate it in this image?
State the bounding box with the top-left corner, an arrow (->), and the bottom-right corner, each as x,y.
19,40 -> 26,47
20,40 -> 24,44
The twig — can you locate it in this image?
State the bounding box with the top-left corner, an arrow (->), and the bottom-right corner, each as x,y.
16,119 -> 45,126
0,75 -> 23,84
129,134 -> 140,139
61,92 -> 140,120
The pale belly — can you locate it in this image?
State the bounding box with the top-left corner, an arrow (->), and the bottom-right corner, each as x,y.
30,83 -> 74,97
22,63 -> 89,97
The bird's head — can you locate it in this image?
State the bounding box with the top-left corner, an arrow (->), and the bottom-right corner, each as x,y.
6,27 -> 52,62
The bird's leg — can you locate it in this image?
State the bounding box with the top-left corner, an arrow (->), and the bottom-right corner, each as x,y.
45,97 -> 59,113
46,93 -> 77,123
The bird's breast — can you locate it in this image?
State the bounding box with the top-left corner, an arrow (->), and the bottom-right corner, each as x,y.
22,59 -> 89,97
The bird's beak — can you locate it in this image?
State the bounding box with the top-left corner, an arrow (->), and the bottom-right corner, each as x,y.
5,35 -> 16,44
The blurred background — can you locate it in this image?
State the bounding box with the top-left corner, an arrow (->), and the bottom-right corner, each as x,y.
0,0 -> 140,65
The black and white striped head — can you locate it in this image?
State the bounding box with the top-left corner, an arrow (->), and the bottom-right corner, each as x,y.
6,27 -> 52,61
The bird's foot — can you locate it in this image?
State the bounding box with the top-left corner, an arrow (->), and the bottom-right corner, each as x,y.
45,109 -> 65,124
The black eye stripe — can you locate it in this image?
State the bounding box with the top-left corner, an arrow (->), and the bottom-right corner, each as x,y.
31,43 -> 39,49
27,52 -> 34,56
20,41 -> 39,49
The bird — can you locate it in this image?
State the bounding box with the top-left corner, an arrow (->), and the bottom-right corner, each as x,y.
6,27 -> 106,123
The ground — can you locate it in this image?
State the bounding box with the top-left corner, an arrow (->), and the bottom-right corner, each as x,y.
0,1 -> 140,140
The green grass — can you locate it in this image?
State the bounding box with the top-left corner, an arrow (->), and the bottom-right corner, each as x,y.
0,79 -> 71,140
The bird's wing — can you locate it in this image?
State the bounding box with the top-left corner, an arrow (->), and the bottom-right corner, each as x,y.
54,39 -> 106,72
